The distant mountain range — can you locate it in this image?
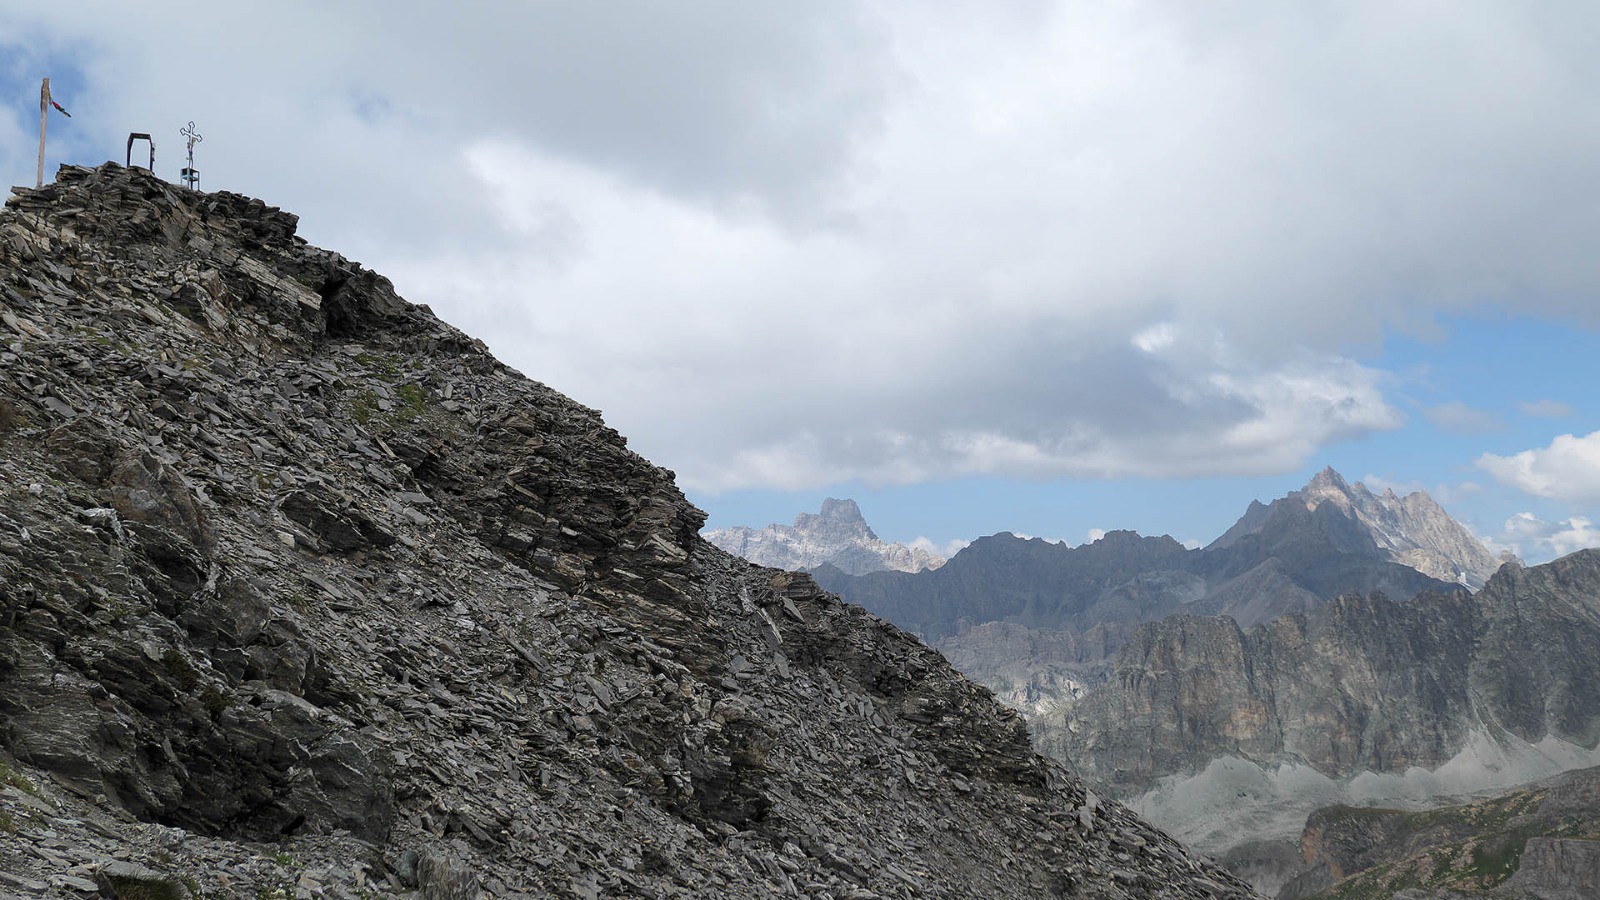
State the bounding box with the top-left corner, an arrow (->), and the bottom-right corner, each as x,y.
709,468 -> 1560,894
803,469 -> 1503,706
703,498 -> 946,575
709,470 -> 1508,715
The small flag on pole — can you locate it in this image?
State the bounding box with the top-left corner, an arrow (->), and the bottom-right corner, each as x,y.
50,98 -> 71,118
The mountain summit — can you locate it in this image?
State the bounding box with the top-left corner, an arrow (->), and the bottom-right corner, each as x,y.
705,498 -> 947,575
1212,466 -> 1503,589
0,164 -> 1250,897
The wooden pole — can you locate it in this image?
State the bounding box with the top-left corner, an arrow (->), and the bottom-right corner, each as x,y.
37,77 -> 49,188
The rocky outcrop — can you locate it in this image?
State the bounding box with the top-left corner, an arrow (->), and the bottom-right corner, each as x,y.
1276,765 -> 1600,898
933,621 -> 1126,718
1504,837 -> 1600,899
705,498 -> 946,576
0,164 -> 1253,897
1039,552 -> 1600,892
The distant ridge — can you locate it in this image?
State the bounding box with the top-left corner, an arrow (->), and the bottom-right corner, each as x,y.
704,498 -> 947,575
1212,466 -> 1505,589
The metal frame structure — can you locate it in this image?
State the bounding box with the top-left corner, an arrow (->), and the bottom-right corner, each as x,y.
179,121 -> 203,190
126,133 -> 155,171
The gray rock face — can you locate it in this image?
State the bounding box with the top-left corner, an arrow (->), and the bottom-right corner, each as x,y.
1037,551 -> 1600,888
1504,838 -> 1600,899
705,498 -> 946,575
0,164 -> 1253,898
1062,552 -> 1600,787
1275,765 -> 1600,898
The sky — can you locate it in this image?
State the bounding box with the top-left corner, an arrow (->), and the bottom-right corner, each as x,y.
4,2 -> 1600,564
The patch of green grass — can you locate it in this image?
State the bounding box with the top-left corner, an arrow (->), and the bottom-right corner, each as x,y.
354,352 -> 400,376
1463,830 -> 1529,882
199,684 -> 233,717
160,648 -> 201,691
0,758 -> 41,798
350,389 -> 378,425
395,383 -> 428,419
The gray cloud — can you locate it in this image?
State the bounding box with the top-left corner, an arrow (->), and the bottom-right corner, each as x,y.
7,2 -> 1600,493
1520,399 -> 1574,418
1494,512 -> 1600,562
1424,402 -> 1503,434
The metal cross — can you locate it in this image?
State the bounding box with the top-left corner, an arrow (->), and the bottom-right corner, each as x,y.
180,121 -> 204,190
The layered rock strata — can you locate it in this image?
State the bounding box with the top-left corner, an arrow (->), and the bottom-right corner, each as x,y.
1037,552 -> 1600,892
0,164 -> 1253,898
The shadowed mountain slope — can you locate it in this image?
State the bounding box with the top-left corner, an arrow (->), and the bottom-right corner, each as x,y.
0,164 -> 1253,898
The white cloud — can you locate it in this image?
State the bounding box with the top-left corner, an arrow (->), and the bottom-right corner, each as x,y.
909,536 -> 971,558
1479,431 -> 1600,502
1359,474 -> 1483,507
1494,512 -> 1600,562
1425,402 -> 1503,434
7,3 -> 1600,494
1133,322 -> 1178,354
1086,528 -> 1108,544
1520,399 -> 1574,418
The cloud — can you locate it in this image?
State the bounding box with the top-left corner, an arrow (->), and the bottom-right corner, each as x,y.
1494,512 -> 1600,561
1479,431 -> 1600,502
1519,399 -> 1574,418
7,3 -> 1600,494
1086,528 -> 1108,544
909,536 -> 971,558
1425,402 -> 1503,434
1360,474 -> 1483,508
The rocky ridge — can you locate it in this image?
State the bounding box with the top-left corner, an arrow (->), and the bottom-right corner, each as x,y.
813,506 -> 1457,722
1212,467 -> 1505,590
1280,764 -> 1600,898
0,164 -> 1254,898
705,499 -> 946,576
1036,551 -> 1600,893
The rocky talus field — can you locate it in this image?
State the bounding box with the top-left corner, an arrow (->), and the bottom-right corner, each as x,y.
0,164 -> 1256,898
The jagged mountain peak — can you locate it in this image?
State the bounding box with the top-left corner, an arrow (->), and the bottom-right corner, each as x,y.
817,496 -> 865,522
794,497 -> 875,539
1223,465 -> 1504,589
705,499 -> 946,576
1303,464 -> 1352,497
